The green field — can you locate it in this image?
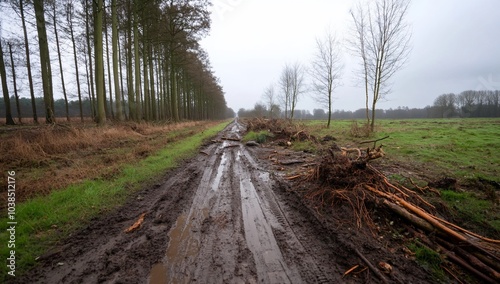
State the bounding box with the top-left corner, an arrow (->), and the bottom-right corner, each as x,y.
302,118 -> 500,182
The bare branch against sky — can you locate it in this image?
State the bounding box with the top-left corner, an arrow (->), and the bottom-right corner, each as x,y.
349,0 -> 412,131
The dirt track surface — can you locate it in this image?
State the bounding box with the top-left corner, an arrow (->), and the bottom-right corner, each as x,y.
16,120 -> 432,283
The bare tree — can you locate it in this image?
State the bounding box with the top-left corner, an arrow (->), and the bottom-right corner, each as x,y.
349,0 -> 412,132
262,83 -> 278,118
278,62 -> 305,120
8,42 -> 22,123
34,0 -> 55,123
94,0 -> 106,125
0,38 -> 16,125
51,1 -> 70,121
433,93 -> 456,118
65,0 -> 84,121
310,30 -> 343,128
111,0 -> 123,120
16,0 -> 38,123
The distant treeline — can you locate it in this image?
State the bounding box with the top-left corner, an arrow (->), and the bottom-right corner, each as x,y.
238,90 -> 500,119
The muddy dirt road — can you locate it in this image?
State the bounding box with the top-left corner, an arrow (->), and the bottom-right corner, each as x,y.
17,120 -> 431,283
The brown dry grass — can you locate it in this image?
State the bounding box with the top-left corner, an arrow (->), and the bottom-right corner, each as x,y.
0,121 -> 217,205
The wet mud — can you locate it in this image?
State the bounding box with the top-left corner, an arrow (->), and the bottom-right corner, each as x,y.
16,120 -> 432,283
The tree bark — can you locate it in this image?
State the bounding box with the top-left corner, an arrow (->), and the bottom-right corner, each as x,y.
0,40 -> 15,125
104,10 -> 114,120
52,3 -> 69,121
112,0 -> 123,120
34,0 -> 55,123
93,0 -> 106,125
125,1 -> 135,120
8,43 -> 22,123
67,2 -> 84,122
20,0 -> 38,123
133,1 -> 142,121
84,1 -> 96,120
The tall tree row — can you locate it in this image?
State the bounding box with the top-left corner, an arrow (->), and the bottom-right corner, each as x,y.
0,0 -> 229,124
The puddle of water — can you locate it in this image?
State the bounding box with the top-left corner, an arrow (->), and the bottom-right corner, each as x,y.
149,263 -> 167,284
258,172 -> 270,183
240,173 -> 292,284
148,207 -> 206,284
211,151 -> 227,191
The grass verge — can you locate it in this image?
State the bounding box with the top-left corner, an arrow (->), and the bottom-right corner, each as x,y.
0,120 -> 229,280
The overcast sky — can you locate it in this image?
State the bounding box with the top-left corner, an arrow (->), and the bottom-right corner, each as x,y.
200,0 -> 500,113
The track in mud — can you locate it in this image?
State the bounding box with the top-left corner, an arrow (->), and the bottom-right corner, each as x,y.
16,120 -> 431,284
148,121 -> 317,283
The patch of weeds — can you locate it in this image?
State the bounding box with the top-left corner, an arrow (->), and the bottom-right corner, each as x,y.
291,140 -> 317,153
349,120 -> 373,138
388,174 -> 406,184
407,241 -> 446,281
244,130 -> 274,143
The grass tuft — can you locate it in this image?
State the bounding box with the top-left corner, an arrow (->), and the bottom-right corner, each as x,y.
243,130 -> 274,143
407,241 -> 446,281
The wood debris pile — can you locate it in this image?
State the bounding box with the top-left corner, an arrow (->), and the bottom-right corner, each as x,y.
300,146 -> 500,283
244,118 -> 316,142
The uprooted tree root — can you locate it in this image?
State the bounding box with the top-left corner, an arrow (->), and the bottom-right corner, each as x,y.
297,146 -> 500,283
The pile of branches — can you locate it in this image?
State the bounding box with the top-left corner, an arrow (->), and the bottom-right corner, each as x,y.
244,117 -> 316,142
300,145 -> 500,283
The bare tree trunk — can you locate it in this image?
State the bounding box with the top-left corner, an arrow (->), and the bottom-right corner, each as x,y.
310,31 -> 343,128
125,3 -> 135,120
20,0 -> 38,123
34,0 -> 55,123
52,3 -> 69,121
66,2 -> 84,122
149,45 -> 157,120
112,0 -> 123,120
143,41 -> 150,121
0,40 -> 15,125
133,1 -> 142,121
8,43 -> 22,123
117,34 -> 127,120
104,10 -> 114,120
94,0 -> 106,125
84,1 -> 96,120
170,60 -> 179,121
83,44 -> 94,118
350,0 -> 411,132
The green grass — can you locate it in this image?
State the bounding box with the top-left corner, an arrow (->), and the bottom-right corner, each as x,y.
441,190 -> 497,229
302,118 -> 500,181
0,121 -> 229,280
374,119 -> 500,181
407,241 -> 446,282
291,140 -> 317,153
243,130 -> 274,143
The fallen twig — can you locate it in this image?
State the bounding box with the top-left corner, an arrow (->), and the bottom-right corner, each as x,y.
221,136 -> 241,141
279,159 -> 305,165
353,248 -> 388,284
224,144 -> 240,149
343,264 -> 359,278
124,212 -> 146,233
